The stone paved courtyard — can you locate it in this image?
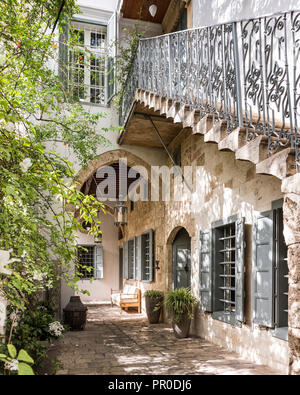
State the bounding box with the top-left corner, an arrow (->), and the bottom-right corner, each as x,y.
53,304 -> 282,375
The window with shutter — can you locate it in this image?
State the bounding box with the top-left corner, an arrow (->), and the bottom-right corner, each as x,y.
77,245 -> 103,279
252,203 -> 288,340
141,230 -> 154,282
107,12 -> 117,103
128,238 -> 135,280
135,236 -> 142,281
252,210 -> 275,327
123,241 -> 129,280
199,229 -> 213,312
94,246 -> 103,279
211,214 -> 245,326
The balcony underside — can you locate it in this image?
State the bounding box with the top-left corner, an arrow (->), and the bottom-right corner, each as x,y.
118,101 -> 183,148
118,90 -> 297,180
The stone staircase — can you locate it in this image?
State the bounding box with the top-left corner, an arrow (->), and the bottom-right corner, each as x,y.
133,89 -> 297,180
119,11 -> 300,180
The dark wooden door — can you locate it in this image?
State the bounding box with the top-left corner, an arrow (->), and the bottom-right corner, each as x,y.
172,229 -> 191,289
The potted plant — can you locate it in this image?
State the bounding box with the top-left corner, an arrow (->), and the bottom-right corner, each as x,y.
165,288 -> 196,339
144,290 -> 164,324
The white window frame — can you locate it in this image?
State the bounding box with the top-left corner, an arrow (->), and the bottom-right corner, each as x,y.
69,21 -> 108,106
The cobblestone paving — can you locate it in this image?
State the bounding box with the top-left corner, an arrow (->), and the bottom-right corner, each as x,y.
54,305 -> 281,375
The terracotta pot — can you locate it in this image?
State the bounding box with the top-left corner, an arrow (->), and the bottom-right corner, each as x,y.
171,313 -> 191,339
63,296 -> 87,331
145,296 -> 163,324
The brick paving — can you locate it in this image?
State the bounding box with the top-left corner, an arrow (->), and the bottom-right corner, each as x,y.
53,304 -> 281,375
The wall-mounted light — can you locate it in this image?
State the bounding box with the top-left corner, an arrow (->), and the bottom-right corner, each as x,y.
94,232 -> 102,244
155,244 -> 162,271
155,260 -> 160,271
114,197 -> 128,227
149,4 -> 157,18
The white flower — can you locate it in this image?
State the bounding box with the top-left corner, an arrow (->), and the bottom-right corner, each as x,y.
5,359 -> 19,371
19,158 -> 32,173
49,321 -> 64,337
32,271 -> 46,282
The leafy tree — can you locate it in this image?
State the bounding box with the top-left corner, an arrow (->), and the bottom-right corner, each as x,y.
0,0 -> 111,321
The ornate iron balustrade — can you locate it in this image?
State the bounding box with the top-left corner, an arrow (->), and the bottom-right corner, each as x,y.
120,11 -> 300,172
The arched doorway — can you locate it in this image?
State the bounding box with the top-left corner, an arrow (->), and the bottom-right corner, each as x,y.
172,228 -> 191,289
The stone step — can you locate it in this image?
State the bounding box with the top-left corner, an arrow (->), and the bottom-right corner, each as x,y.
218,127 -> 247,152
204,120 -> 227,144
235,135 -> 269,164
256,148 -> 296,180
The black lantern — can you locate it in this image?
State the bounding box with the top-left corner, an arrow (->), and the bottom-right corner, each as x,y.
114,198 -> 128,226
94,232 -> 102,244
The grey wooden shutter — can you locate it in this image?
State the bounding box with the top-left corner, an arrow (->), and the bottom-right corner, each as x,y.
59,26 -> 69,90
135,235 -> 142,281
235,216 -> 245,323
199,229 -> 213,312
123,241 -> 129,280
252,210 -> 275,327
148,229 -> 154,282
107,12 -> 117,103
94,246 -> 103,279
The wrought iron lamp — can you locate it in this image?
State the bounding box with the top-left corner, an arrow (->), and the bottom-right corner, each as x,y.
114,198 -> 128,226
94,230 -> 102,244
148,1 -> 157,18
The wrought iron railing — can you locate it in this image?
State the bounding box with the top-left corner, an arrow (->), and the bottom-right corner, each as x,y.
120,11 -> 300,172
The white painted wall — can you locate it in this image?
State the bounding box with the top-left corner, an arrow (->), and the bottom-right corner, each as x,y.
75,211 -> 120,303
193,0 -> 300,27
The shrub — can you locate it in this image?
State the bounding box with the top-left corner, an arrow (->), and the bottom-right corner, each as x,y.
165,288 -> 196,323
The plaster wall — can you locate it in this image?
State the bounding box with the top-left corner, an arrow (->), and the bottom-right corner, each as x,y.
75,211 -> 120,303
192,0 -> 300,27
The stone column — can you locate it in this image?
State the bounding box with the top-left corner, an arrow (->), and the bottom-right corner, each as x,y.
282,174 -> 300,375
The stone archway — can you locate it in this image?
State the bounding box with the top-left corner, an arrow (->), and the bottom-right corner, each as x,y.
75,149 -> 152,189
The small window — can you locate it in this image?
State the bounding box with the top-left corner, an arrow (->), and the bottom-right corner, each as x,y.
77,245 -> 103,279
68,22 -> 107,105
199,215 -> 245,325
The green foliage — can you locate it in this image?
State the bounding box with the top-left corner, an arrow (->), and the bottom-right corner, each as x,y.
0,344 -> 34,375
113,26 -> 145,108
144,290 -> 164,299
0,1 -> 110,308
165,288 -> 197,324
0,0 -> 115,373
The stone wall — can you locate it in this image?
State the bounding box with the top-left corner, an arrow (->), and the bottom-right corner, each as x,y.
121,127 -> 289,373
282,174 -> 300,375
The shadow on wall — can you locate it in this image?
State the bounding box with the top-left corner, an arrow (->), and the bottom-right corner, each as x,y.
193,0 -> 300,27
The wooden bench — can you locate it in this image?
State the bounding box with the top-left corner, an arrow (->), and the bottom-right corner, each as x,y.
111,282 -> 141,314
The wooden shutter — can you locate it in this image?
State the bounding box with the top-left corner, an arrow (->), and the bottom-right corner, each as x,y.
94,246 -> 103,279
199,229 -> 213,312
148,229 -> 154,282
123,241 -> 129,280
135,235 -> 142,281
235,216 -> 245,323
107,12 -> 117,103
252,211 -> 275,327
